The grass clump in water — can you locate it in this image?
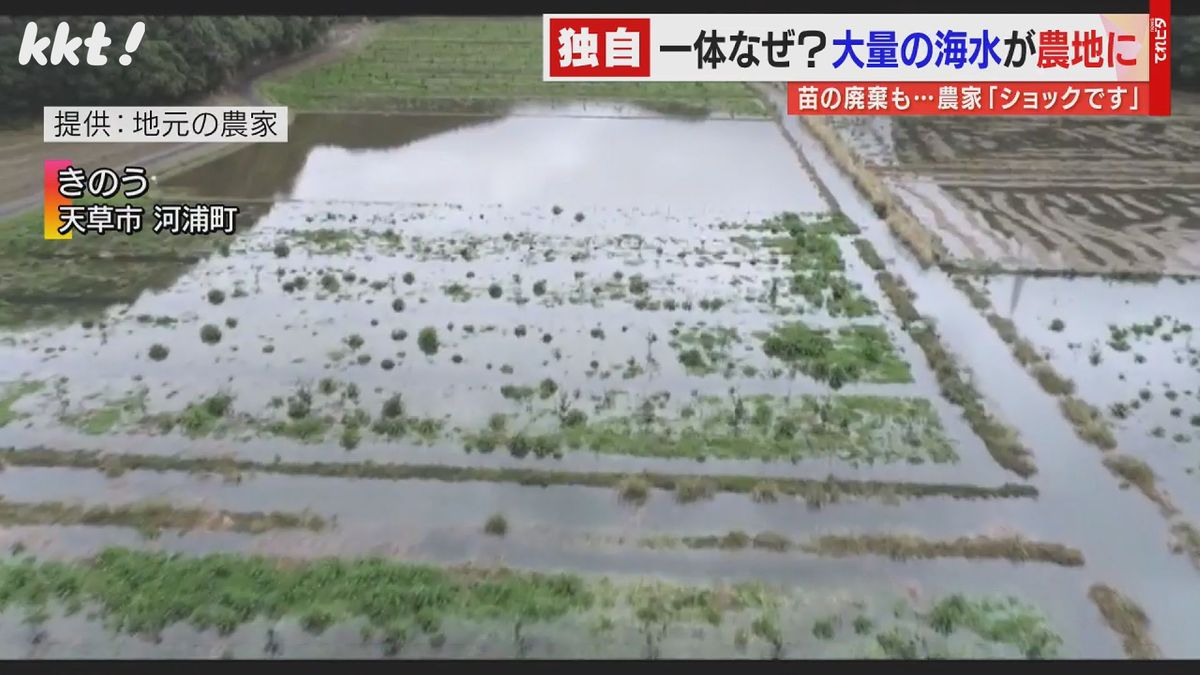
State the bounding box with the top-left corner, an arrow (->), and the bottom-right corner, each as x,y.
853,615 -> 874,635
759,322 -> 911,386
852,238 -> 885,271
751,532 -> 790,552
669,325 -> 740,376
318,378 -> 338,396
500,385 -> 535,401
340,424 -> 362,451
562,409 -> 588,428
617,476 -> 651,505
678,349 -> 707,372
800,534 -> 1084,566
165,392 -> 235,438
1060,398 -> 1117,450
750,614 -> 784,656
673,478 -> 716,503
1088,584 -> 1160,659
147,344 -> 169,361
0,381 -> 43,428
418,327 -> 439,356
367,394 -> 441,442
200,392 -> 233,416
207,289 -> 226,305
924,594 -> 1063,658
67,392 -> 151,436
200,324 -> 222,345
812,617 -> 837,640
0,499 -> 325,538
442,283 -> 471,302
1170,522 -> 1200,569
484,513 -> 508,537
380,394 -> 405,421
265,417 -> 330,443
1103,454 -> 1176,516
286,387 -> 313,420
751,481 -> 779,503
1032,364 -> 1075,396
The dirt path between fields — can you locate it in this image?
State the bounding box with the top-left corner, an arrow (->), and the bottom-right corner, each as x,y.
0,20 -> 377,219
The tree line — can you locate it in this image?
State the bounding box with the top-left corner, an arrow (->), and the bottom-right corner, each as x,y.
0,16 -> 334,124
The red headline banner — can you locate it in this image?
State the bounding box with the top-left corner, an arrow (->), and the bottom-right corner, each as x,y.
1148,0 -> 1170,115
786,82 -> 1150,116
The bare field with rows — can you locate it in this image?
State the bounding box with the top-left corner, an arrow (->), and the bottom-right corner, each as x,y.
821,103 -> 1200,276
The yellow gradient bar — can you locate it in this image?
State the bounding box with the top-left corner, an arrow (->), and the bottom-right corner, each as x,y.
44,159 -> 72,240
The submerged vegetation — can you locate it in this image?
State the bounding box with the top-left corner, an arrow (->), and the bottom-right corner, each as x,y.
875,272 -> 1035,477
1170,522 -> 1200,569
0,548 -> 592,639
1103,455 -> 1177,517
852,238 -> 885,271
483,513 -> 509,537
0,546 -> 1065,657
800,117 -> 945,268
0,447 -> 1037,504
952,276 -> 1120,453
0,381 -> 43,428
758,322 -> 911,386
640,531 -> 1083,567
1088,585 -> 1160,659
418,327 -> 440,356
0,499 -> 325,538
670,325 -> 742,376
465,394 -> 957,465
199,324 -> 223,345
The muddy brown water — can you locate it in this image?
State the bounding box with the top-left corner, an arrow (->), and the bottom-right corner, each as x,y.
0,103 -> 1182,656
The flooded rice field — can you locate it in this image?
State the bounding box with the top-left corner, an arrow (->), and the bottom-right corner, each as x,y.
975,276 -> 1200,524
0,99 -> 1196,658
